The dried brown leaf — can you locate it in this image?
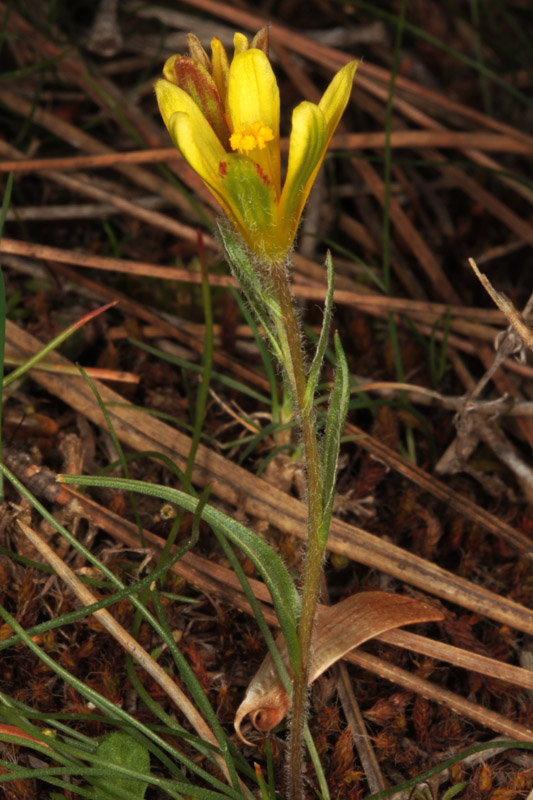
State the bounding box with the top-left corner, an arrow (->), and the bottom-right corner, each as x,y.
234,591 -> 443,744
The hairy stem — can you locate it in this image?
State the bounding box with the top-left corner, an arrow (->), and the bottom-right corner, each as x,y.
270,264 -> 324,800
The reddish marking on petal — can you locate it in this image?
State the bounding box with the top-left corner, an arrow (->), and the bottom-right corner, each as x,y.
219,161 -> 228,177
254,163 -> 271,187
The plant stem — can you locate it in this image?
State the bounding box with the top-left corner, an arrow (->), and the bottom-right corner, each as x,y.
270,264 -> 325,800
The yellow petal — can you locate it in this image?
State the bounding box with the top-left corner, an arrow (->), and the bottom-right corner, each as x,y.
233,32 -> 249,54
279,102 -> 326,253
155,78 -> 196,131
211,37 -> 230,107
277,61 -> 358,252
318,60 -> 359,143
227,49 -> 280,194
155,79 -> 227,199
167,109 -> 226,198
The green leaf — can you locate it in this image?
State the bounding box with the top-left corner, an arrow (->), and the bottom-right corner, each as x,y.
319,334 -> 350,546
228,284 -> 280,423
303,251 -> 335,415
59,475 -> 301,660
442,783 -> 466,800
429,307 -> 451,387
0,172 -> 14,502
89,732 -> 150,799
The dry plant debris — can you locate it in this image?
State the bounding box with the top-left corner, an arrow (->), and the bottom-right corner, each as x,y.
1,1 -> 533,798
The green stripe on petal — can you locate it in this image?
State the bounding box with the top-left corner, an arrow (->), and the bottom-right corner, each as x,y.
227,50 -> 280,195
170,56 -> 230,148
318,60 -> 359,143
279,101 -> 326,252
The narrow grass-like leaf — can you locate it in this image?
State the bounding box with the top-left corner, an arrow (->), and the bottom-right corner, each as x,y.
155,236 -> 215,591
0,757 -> 225,800
365,741 -> 533,800
77,365 -> 145,546
256,443 -> 296,476
94,448 -> 194,494
147,486 -> 242,792
304,727 -> 330,800
382,0 -> 407,294
186,235 -> 214,479
129,339 -> 271,405
304,233 -> 386,293
319,334 -> 350,545
0,487 -> 205,655
345,0 -> 533,108
211,525 -> 294,691
0,693 -> 195,787
0,605 -> 242,799
429,308 -> 451,387
57,474 -> 301,656
2,302 -> 117,389
228,284 -> 280,422
0,171 -> 13,501
238,419 -> 295,465
303,251 -> 335,415
0,52 -> 69,80
0,465 -> 245,790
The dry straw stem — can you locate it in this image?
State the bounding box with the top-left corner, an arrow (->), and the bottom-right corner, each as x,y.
176,0 -> 532,145
5,239 -> 533,384
4,0 -> 532,282
175,0 -> 533,216
9,470 -> 533,746
0,139 -> 217,250
6,319 -> 533,632
350,380 -> 533,417
2,357 -> 138,384
16,520 -> 238,788
6,461 -> 531,702
469,258 -> 533,354
0,129 -> 529,175
0,89 -> 201,218
3,0 -> 533,772
0,6 -> 218,211
453,274 -> 533,452
0,237 -> 504,322
335,666 -> 386,794
441,262 -> 533,498
10,238 -> 533,393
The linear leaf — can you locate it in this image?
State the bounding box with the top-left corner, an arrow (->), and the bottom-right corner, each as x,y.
319,333 -> 350,545
303,250 -> 335,415
58,475 -> 301,655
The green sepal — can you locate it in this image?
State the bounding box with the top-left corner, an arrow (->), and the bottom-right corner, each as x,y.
218,222 -> 282,360
219,154 -> 278,251
319,333 -> 350,547
59,474 -> 301,666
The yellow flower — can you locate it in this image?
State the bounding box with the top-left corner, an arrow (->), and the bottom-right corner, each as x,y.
155,30 -> 358,264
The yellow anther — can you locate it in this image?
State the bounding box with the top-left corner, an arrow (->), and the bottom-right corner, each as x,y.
230,121 -> 274,153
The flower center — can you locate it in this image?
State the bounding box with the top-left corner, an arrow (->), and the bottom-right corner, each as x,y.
229,121 -> 274,153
